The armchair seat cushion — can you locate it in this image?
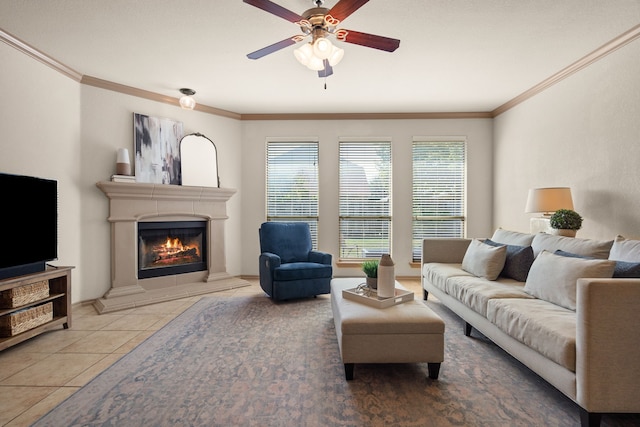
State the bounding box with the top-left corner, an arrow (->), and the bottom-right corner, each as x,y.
274,262 -> 333,281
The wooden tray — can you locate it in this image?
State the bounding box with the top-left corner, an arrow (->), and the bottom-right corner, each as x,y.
342,286 -> 414,309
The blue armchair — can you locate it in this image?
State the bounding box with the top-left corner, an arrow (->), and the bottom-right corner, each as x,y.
258,222 -> 333,301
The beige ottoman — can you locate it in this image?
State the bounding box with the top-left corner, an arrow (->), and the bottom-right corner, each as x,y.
331,278 -> 445,380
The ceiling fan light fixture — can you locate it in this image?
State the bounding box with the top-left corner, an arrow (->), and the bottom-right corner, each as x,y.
294,43 -> 314,66
328,46 -> 344,66
313,37 -> 333,59
179,88 -> 196,110
306,54 -> 325,71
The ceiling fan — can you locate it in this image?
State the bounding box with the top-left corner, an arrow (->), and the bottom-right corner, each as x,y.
244,0 -> 401,78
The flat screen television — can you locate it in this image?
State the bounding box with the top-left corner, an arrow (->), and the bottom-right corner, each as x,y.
0,173 -> 58,280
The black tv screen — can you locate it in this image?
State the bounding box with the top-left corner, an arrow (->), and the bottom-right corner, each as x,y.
0,173 -> 58,280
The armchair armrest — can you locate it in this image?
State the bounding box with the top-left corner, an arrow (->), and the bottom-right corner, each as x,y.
260,252 -> 281,270
259,252 -> 281,297
309,250 -> 332,265
576,278 -> 640,413
421,238 -> 472,265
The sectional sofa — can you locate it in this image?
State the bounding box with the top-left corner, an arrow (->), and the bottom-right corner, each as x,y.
421,229 -> 640,427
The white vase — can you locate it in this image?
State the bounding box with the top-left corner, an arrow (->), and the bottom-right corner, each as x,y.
377,254 -> 395,298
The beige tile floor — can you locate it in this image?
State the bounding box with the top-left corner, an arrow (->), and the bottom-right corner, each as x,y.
0,278 -> 422,426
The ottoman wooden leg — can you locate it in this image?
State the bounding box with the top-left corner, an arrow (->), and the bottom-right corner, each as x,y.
344,363 -> 354,380
428,362 -> 441,379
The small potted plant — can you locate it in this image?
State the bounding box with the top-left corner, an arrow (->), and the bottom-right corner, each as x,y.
550,209 -> 583,237
361,260 -> 378,289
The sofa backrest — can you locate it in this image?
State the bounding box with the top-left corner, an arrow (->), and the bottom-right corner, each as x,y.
531,233 -> 613,259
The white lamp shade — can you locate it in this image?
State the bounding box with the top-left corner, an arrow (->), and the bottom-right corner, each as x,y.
313,37 -> 333,59
179,95 -> 196,110
525,187 -> 574,214
294,43 -> 314,66
306,55 -> 325,71
328,46 -> 344,66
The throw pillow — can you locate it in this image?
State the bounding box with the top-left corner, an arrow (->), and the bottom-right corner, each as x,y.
490,228 -> 535,247
462,239 -> 507,281
555,249 -> 640,278
531,233 -> 613,259
485,239 -> 534,282
609,235 -> 640,262
525,250 -> 616,310
612,260 -> 640,278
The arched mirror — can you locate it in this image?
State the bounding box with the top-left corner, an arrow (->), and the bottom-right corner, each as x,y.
179,133 -> 220,187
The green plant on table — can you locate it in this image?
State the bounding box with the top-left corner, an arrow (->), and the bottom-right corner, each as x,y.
550,209 -> 583,230
361,260 -> 378,278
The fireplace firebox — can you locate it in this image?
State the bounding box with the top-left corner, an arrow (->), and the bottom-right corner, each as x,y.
138,221 -> 207,279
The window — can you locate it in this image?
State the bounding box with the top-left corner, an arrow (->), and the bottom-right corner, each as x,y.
412,138 -> 466,261
266,140 -> 319,246
339,139 -> 391,260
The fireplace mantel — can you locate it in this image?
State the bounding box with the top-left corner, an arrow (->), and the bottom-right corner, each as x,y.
95,181 -> 249,313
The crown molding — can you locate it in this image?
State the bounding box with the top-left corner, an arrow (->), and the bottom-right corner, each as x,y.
239,111 -> 493,120
0,28 -> 83,82
492,23 -> 640,117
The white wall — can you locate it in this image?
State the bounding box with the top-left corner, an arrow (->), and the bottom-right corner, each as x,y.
241,119 -> 494,278
0,42 -> 82,298
79,86 -> 243,302
494,39 -> 640,240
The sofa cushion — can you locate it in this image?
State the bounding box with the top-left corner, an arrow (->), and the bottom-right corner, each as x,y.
422,263 -> 472,292
461,239 -> 507,280
490,228 -> 535,247
524,250 -> 616,310
609,235 -> 640,262
484,239 -> 534,282
531,233 -> 613,259
555,249 -> 640,278
445,275 -> 533,316
487,298 -> 577,371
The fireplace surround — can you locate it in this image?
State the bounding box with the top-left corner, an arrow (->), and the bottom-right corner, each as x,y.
95,181 -> 249,313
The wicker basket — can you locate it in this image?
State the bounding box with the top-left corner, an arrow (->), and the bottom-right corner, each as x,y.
0,281 -> 49,308
0,302 -> 53,337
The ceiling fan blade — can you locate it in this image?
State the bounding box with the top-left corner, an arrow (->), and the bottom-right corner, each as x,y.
247,37 -> 299,59
338,29 -> 400,52
318,59 -> 333,78
243,0 -> 304,23
327,0 -> 369,22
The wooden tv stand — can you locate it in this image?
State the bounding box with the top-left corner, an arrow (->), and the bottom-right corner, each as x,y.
0,266 -> 73,351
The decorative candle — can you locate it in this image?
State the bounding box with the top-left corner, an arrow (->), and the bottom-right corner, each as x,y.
116,148 -> 131,176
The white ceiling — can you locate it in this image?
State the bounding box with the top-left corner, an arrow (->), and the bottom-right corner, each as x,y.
1,0 -> 639,115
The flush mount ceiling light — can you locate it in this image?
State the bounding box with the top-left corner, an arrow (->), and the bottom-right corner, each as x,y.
179,88 -> 196,110
244,0 -> 400,79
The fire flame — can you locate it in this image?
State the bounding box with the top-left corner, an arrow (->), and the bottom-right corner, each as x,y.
160,237 -> 198,256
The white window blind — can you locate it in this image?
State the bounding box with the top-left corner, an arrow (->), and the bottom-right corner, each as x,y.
412,139 -> 466,261
266,140 -> 319,246
339,139 -> 391,260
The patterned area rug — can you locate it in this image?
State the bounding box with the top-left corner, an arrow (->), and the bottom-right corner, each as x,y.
34,295 -> 638,426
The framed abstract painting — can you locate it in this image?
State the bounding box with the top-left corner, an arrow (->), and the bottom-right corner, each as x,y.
133,113 -> 184,184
